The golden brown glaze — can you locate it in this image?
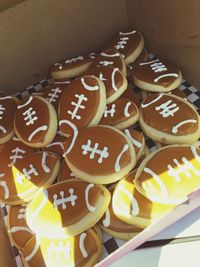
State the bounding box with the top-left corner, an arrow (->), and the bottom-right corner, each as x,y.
127,49 -> 148,76
0,96 -> 17,139
44,131 -> 66,157
14,96 -> 50,144
84,65 -> 124,98
100,98 -> 138,127
57,160 -> 76,182
58,76 -> 102,136
134,59 -> 180,87
141,94 -> 198,135
123,128 -> 144,156
121,86 -> 140,107
64,126 -> 132,176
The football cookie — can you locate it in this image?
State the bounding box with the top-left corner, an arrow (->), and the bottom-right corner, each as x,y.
63,125 -> 136,184
0,151 -> 60,204
133,59 -> 182,92
92,225 -> 102,244
127,49 -> 148,79
21,229 -> 101,267
0,95 -> 18,144
51,54 -> 94,80
100,98 -> 139,130
57,160 -> 76,182
141,88 -> 187,101
99,186 -> 142,240
140,93 -> 200,144
26,180 -> 111,237
14,96 -> 58,148
89,49 -> 126,76
58,76 -> 106,137
44,130 -> 66,157
123,128 -> 145,161
121,86 -> 140,107
84,66 -> 127,104
135,145 -> 200,204
8,204 -> 34,249
112,170 -> 175,228
104,29 -> 145,64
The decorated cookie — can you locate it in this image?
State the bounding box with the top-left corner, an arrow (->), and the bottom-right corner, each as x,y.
141,88 -> 187,102
57,160 -> 76,182
135,145 -> 200,204
0,136 -> 35,170
51,54 -> 94,80
140,93 -> 200,144
90,49 -> 126,76
14,96 -> 57,148
121,86 -> 140,107
112,170 -> 175,228
127,49 -> 148,79
0,95 -> 18,144
84,66 -> 127,104
8,204 -> 34,249
92,225 -> 102,244
104,30 -> 145,64
99,186 -> 142,240
64,125 -> 136,184
44,130 -> 66,157
26,180 -> 111,237
123,128 -> 145,161
21,229 -> 101,267
0,151 -> 60,204
133,59 -> 182,92
58,76 -> 106,137
100,98 -> 139,130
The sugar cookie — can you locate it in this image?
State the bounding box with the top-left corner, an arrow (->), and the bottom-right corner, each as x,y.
14,96 -> 58,148
121,86 -> 140,107
44,130 -> 66,157
57,160 -> 76,182
58,76 -> 106,137
63,125 -> 136,184
127,49 -> 148,79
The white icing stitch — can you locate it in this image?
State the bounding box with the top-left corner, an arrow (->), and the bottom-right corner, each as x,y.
119,30 -> 136,35
17,207 -> 26,219
54,80 -> 70,84
111,68 -> 119,91
104,104 -> 116,118
100,52 -> 120,57
16,164 -> 38,184
119,184 -> 139,215
151,62 -> 167,73
54,63 -> 63,70
172,119 -> 197,134
23,107 -> 38,126
155,100 -> 179,118
191,146 -> 200,163
124,129 -> 142,148
60,120 -> 78,156
85,183 -> 96,212
65,56 -> 84,64
99,72 -> 107,81
82,140 -> 109,163
67,94 -> 88,120
25,236 -> 40,262
0,96 -> 12,100
10,226 -> 33,234
99,60 -> 113,66
47,241 -> 71,259
139,59 -> 159,66
42,152 -> 50,173
0,125 -> 6,133
47,142 -> 64,150
79,233 -> 88,258
154,73 -> 179,83
53,188 -> 78,209
81,78 -> 99,91
103,209 -> 110,227
47,87 -> 62,103
0,104 -> 5,120
143,168 -> 168,197
141,94 -> 163,108
124,102 -> 132,117
89,52 -> 95,59
0,181 -> 9,199
8,147 -> 25,167
114,144 -> 129,172
17,96 -> 33,109
115,37 -> 129,50
28,125 -> 48,142
0,173 -> 5,178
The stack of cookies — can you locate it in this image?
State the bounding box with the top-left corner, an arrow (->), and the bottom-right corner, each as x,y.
0,29 -> 200,267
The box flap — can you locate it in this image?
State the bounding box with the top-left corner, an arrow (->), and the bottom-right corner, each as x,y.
0,0 -> 25,13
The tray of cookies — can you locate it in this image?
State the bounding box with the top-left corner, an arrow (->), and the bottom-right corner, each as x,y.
0,29 -> 200,267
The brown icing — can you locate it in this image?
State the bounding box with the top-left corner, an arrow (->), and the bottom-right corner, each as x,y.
22,229 -> 99,267
142,88 -> 187,101
123,128 -> 144,156
14,96 -> 50,144
134,59 -> 180,87
141,94 -> 198,135
57,160 -> 76,182
136,146 -> 200,201
127,49 -> 148,76
44,131 -> 66,157
58,76 -> 102,136
65,126 -> 132,176
100,98 -> 138,127
8,204 -> 34,248
0,151 -> 59,203
104,30 -> 143,59
0,96 -> 17,139
84,65 -> 124,98
121,86 -> 140,107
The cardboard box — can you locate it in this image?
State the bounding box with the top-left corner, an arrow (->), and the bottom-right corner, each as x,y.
0,1 -> 200,266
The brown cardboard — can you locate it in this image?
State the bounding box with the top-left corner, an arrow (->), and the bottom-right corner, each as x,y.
0,0 -> 127,94
0,0 -> 25,12
126,0 -> 200,89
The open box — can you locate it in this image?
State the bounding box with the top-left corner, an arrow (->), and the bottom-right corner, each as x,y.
0,0 -> 200,266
